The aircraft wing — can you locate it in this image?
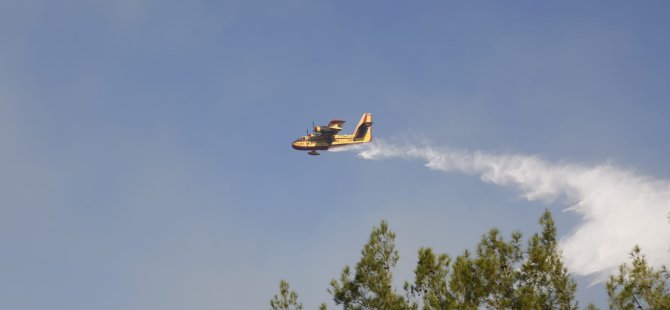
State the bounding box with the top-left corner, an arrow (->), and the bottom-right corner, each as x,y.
323,120 -> 345,134
314,119 -> 345,138
318,128 -> 339,140
327,120 -> 345,128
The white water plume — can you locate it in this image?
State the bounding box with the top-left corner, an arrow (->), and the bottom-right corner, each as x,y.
327,144 -> 368,153
357,141 -> 670,278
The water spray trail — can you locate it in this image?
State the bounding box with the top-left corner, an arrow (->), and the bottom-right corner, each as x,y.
327,144 -> 367,153
357,140 -> 670,279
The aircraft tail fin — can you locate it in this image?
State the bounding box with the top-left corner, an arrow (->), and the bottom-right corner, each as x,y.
352,113 -> 373,142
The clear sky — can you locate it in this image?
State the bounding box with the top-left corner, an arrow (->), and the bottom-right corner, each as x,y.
2,1 -> 669,309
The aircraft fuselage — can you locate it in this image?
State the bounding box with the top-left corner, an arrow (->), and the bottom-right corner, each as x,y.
291,134 -> 368,151
291,113 -> 373,155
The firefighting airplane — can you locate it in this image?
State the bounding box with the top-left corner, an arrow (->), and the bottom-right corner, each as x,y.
292,113 -> 373,155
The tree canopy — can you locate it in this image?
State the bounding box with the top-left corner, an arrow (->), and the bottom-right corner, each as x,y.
271,280 -> 303,310
270,210 -> 669,309
606,246 -> 670,310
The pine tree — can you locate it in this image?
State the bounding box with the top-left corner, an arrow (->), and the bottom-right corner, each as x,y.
607,245 -> 670,310
329,220 -> 411,309
449,249 -> 481,310
272,211 -> 586,309
473,228 -> 523,309
271,280 -> 303,310
405,247 -> 453,309
518,209 -> 577,310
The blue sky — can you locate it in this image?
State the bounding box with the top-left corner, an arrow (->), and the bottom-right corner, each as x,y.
2,1 -> 670,309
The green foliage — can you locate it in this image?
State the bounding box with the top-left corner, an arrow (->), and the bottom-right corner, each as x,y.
585,303 -> 600,310
405,247 -> 453,309
518,210 -> 578,310
326,211 -> 577,309
449,250 -> 481,309
329,220 -> 411,309
271,280 -> 303,310
272,209 -> 670,309
606,245 -> 670,310
473,228 -> 523,309
420,210 -> 577,310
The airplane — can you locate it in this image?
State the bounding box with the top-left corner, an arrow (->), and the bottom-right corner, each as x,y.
291,113 -> 373,156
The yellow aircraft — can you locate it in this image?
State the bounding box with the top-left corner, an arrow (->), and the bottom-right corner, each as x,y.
292,113 -> 373,155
